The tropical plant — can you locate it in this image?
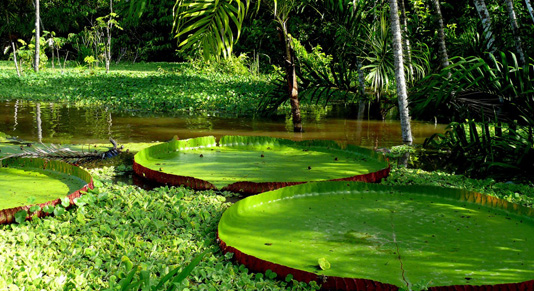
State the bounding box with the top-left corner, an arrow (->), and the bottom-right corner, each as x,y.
292,0 -> 373,104
106,251 -> 206,290
410,52 -> 534,123
361,10 -> 429,100
172,0 -> 254,60
423,119 -> 534,181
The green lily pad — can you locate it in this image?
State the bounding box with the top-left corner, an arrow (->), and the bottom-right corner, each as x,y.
133,136 -> 389,194
218,182 -> 534,289
0,157 -> 93,224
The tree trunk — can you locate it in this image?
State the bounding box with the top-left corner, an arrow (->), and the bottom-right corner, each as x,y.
504,0 -> 526,65
285,32 -> 302,132
36,102 -> 42,143
14,100 -> 19,131
51,41 -> 55,69
526,0 -> 534,23
398,0 -> 413,80
473,0 -> 496,53
389,0 -> 413,144
105,0 -> 113,73
431,0 -> 450,70
356,59 -> 366,96
11,41 -> 21,77
34,0 -> 40,72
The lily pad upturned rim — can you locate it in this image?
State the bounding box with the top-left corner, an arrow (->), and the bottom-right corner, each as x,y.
217,182 -> 534,290
0,157 -> 94,225
133,136 -> 390,194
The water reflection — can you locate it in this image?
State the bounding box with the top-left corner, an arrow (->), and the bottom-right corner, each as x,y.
0,100 -> 446,148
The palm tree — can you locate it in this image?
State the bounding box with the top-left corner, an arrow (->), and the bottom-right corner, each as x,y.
431,0 -> 450,70
34,0 -> 40,72
398,0 -> 413,78
504,0 -> 525,65
389,0 -> 413,144
526,0 -> 534,23
473,0 -> 496,53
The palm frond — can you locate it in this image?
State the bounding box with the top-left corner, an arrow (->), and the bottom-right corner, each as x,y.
173,0 -> 252,60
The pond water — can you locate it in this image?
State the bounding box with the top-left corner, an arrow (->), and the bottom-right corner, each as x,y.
0,100 -> 446,148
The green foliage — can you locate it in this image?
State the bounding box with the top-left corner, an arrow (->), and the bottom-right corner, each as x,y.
173,0 -> 255,60
0,167 -> 320,290
423,120 -> 534,181
291,37 -> 358,105
410,52 -> 534,123
7,37 -> 49,73
409,52 -> 534,181
361,11 -> 429,99
383,167 -> 534,208
0,61 -> 274,116
106,251 -> 206,290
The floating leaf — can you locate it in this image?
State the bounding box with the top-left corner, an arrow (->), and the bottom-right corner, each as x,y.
318,258 -> 331,270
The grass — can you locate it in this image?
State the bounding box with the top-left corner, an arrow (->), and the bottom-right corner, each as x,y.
0,61 -> 276,117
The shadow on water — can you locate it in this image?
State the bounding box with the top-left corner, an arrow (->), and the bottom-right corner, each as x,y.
0,100 -> 446,148
0,100 -> 447,190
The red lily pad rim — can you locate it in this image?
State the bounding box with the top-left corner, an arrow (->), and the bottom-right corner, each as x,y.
133,135 -> 390,194
0,157 -> 94,225
218,233 -> 534,291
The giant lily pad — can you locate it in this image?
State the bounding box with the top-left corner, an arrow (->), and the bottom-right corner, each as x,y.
133,136 -> 389,194
218,182 -> 534,290
0,157 -> 93,224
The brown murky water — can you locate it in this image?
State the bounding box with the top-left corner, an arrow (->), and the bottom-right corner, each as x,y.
0,100 -> 446,148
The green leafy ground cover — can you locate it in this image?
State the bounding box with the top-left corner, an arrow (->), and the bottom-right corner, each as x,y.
135,136 -> 387,189
0,147 -> 533,289
219,182 -> 534,288
0,167 -> 319,290
0,61 -> 275,116
1,141 -> 533,290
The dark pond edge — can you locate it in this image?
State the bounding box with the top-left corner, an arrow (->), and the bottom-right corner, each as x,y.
0,157 -> 95,224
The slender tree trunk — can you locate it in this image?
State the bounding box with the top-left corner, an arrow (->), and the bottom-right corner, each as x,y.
431,0 -> 450,70
34,0 -> 40,72
389,0 -> 413,144
398,0 -> 413,80
14,100 -> 19,131
473,0 -> 496,53
36,102 -> 42,143
11,41 -> 21,77
285,30 -> 302,132
356,59 -> 366,96
51,42 -> 55,69
504,0 -> 526,65
526,0 -> 534,23
105,0 -> 113,73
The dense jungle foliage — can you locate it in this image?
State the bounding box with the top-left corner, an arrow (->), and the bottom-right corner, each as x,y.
2,0 -> 534,181
1,1 -> 534,290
